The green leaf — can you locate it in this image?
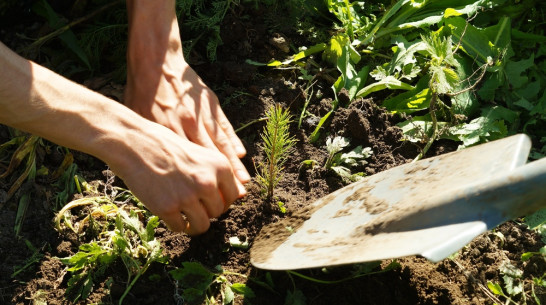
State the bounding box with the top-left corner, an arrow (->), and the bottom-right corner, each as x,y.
445,16 -> 494,64
223,285 -> 235,304
398,116 -> 448,143
145,216 -> 160,242
444,8 -> 462,18
65,272 -> 94,302
182,287 -> 206,304
230,283 -> 255,298
310,108 -> 336,143
483,16 -> 512,55
32,0 -> 91,69
505,55 -> 534,89
447,106 -> 514,148
356,76 -> 414,99
284,288 -> 307,305
332,36 -> 369,102
383,77 -> 432,113
256,43 -> 328,67
521,252 -> 535,262
388,37 -> 426,76
487,281 -> 505,296
169,262 -> 215,291
503,275 -> 523,296
451,55 -> 479,115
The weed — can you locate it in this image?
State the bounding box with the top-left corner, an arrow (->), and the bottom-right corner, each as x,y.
170,262 -> 254,304
324,136 -> 372,183
10,240 -> 46,278
255,104 -> 297,200
56,190 -> 167,304
176,0 -> 240,62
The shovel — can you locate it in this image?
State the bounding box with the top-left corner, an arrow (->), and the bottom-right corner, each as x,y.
250,134 -> 546,270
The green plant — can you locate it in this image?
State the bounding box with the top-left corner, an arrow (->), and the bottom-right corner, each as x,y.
11,240 -> 46,278
254,0 -> 546,159
488,261 -> 528,305
324,136 -> 372,183
56,193 -> 167,304
170,262 -> 255,305
255,104 -> 297,199
176,0 -> 240,62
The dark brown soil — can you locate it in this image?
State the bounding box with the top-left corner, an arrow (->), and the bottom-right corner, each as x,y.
1,4 -> 545,305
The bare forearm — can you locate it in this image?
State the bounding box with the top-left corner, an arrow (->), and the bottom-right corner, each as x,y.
126,0 -> 182,66
0,41 -> 150,169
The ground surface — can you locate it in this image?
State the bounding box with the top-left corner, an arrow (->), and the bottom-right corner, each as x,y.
1,4 -> 545,305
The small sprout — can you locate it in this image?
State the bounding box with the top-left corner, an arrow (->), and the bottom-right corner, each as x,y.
277,201 -> 287,214
300,159 -> 319,170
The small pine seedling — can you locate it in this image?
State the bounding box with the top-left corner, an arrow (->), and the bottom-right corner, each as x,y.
255,104 -> 297,200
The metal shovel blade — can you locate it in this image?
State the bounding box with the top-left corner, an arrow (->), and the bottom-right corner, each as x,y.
250,134 -> 546,270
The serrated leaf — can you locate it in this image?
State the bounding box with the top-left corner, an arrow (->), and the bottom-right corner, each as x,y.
331,165 -> 351,175
388,37 -> 426,76
505,55 -> 535,89
169,262 -> 215,291
284,288 -> 307,305
503,275 -> 523,296
445,16 -> 494,64
145,216 -> 160,242
182,287 -> 206,304
500,262 -> 523,278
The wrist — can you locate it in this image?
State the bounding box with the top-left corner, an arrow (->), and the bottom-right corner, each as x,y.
126,0 -> 182,66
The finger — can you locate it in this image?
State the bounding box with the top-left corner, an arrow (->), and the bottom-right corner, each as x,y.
218,173 -> 247,213
183,204 -> 211,235
166,110 -> 189,140
205,121 -> 251,183
211,106 -> 247,157
199,191 -> 225,219
160,212 -> 189,233
181,113 -> 218,150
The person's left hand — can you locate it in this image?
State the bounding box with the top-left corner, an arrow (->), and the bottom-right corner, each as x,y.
124,7 -> 250,184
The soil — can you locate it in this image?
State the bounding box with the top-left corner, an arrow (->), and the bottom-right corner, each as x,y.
1,4 -> 546,305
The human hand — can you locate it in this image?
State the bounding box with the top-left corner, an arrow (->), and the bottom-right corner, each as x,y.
124,3 -> 250,184
125,59 -> 251,184
110,121 -> 247,235
0,38 -> 245,234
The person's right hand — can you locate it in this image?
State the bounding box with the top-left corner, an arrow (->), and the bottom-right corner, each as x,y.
109,121 -> 246,235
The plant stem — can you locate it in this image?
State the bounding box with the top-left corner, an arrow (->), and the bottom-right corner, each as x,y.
24,0 -> 123,53
235,117 -> 267,133
414,92 -> 438,162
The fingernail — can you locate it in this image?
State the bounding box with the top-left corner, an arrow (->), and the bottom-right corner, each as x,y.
235,145 -> 247,157
237,183 -> 247,198
237,169 -> 251,183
